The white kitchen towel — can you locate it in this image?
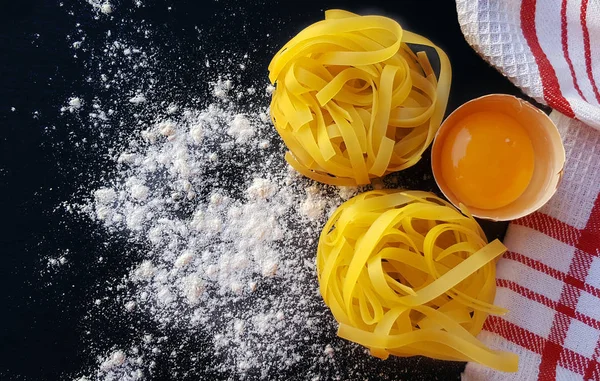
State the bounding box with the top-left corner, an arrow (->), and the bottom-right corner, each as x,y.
455,1 -> 600,379
456,0 -> 600,129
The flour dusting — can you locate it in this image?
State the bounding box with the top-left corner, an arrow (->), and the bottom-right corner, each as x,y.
79,90 -> 359,379
47,3 -> 422,380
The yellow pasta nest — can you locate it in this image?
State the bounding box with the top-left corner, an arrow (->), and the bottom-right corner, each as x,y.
317,190 -> 518,371
268,10 -> 451,186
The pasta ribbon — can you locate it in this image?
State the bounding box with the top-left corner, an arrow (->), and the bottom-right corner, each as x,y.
317,190 -> 518,372
269,10 -> 451,185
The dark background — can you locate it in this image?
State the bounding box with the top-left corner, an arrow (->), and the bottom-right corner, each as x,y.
0,0 -> 544,380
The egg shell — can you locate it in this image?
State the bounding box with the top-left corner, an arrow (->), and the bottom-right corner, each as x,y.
431,94 -> 565,221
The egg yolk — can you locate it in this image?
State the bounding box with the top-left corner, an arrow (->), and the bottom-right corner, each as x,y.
440,111 -> 535,210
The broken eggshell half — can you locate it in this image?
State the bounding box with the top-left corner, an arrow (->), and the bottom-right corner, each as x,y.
431,94 -> 565,221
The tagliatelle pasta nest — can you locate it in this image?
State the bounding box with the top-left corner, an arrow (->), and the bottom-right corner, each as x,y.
268,10 -> 451,186
316,190 -> 518,371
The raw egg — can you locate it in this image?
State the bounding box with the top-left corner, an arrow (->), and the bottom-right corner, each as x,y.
432,94 -> 565,221
439,111 -> 535,210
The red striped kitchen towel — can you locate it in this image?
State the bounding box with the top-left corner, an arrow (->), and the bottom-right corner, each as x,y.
456,0 -> 600,129
455,0 -> 600,379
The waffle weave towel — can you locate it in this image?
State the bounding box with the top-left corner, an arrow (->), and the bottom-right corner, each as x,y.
456,0 -> 600,129
456,1 -> 600,379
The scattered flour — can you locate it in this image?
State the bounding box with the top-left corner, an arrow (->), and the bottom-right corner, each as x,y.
245,178 -> 277,200
87,0 -> 113,15
300,186 -> 329,220
53,4 -> 395,381
227,114 -> 254,143
61,97 -> 83,113
71,87 -> 356,379
100,350 -> 126,372
100,2 -> 113,14
130,183 -> 149,201
94,188 -> 116,204
129,94 -> 147,104
337,186 -> 359,201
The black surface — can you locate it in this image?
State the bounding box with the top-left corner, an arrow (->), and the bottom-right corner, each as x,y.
0,1 -> 546,380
